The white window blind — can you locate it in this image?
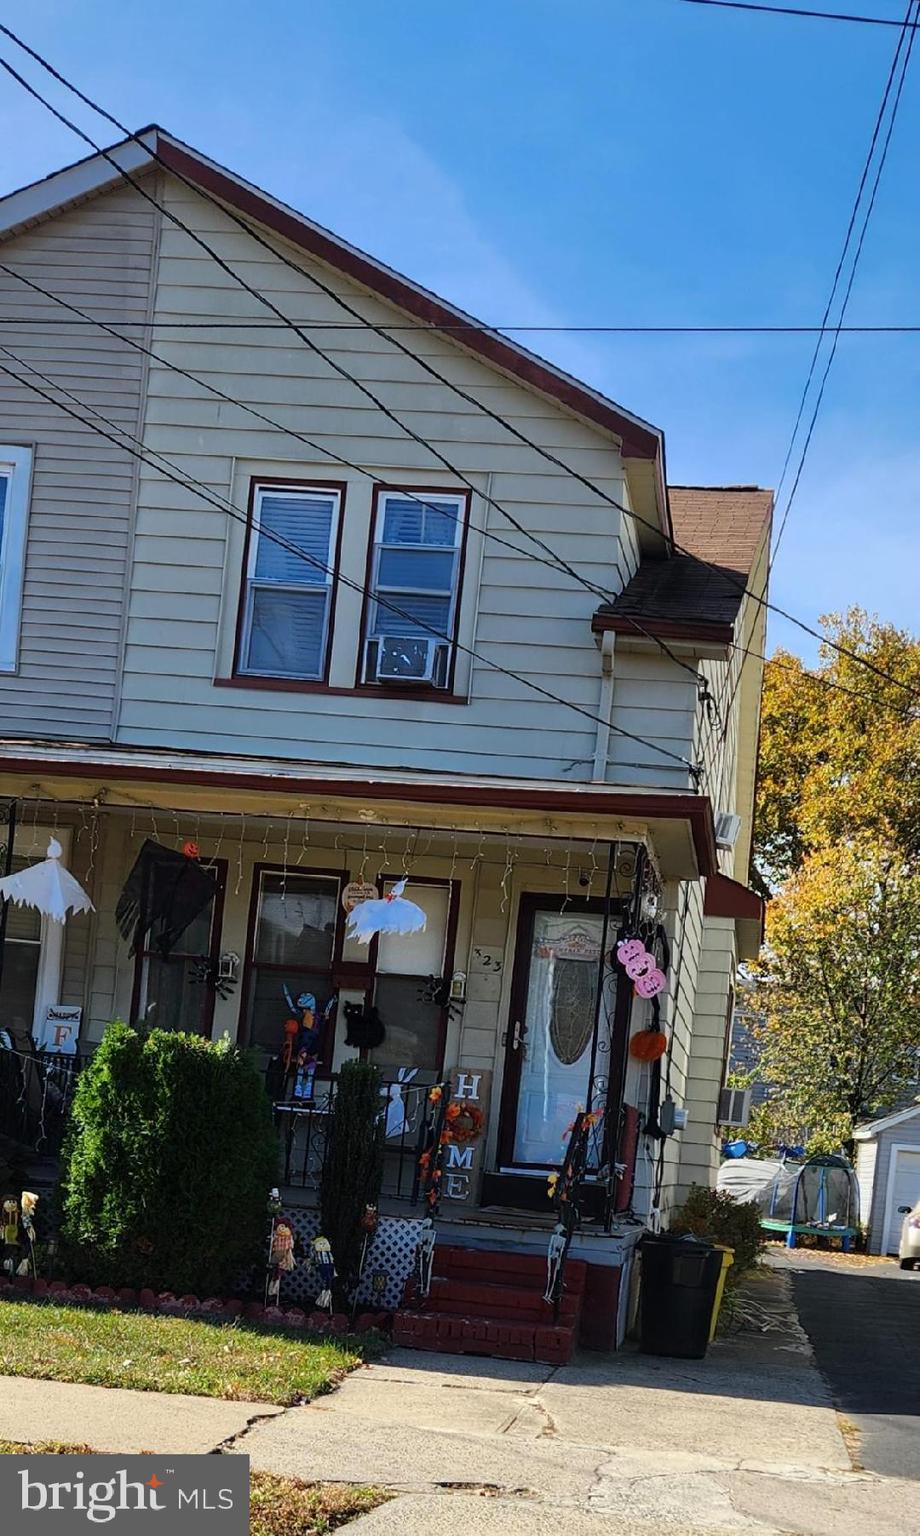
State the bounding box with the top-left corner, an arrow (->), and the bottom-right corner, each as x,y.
367,491 -> 466,644
239,485 -> 341,680
0,446 -> 34,673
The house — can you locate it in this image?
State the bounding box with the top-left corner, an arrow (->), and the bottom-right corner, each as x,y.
854,1105 -> 920,1255
0,128 -> 769,1350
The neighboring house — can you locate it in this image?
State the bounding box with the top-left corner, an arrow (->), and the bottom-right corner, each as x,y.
728,1003 -> 770,1107
854,1105 -> 920,1255
0,129 -> 769,1345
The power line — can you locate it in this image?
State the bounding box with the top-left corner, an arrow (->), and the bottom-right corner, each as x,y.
0,261 -> 615,605
0,342 -> 702,779
2,33 -> 918,706
670,0 -> 920,28
774,0 -> 919,557
0,51 -> 616,619
718,0 -> 918,750
4,315 -> 920,334
0,259 -> 726,737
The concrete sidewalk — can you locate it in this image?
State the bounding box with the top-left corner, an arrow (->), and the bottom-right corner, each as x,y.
0,1267 -> 912,1535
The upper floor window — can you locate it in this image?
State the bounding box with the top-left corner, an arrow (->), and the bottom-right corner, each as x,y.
361,487 -> 468,690
236,481 -> 343,682
0,445 -> 34,673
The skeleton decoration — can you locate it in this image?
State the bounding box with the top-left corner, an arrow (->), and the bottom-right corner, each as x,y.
415,1217 -> 437,1301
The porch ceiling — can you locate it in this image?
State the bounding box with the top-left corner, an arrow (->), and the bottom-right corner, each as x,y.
0,741 -> 715,878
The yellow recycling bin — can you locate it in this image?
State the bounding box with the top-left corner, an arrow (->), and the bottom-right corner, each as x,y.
708,1246 -> 734,1342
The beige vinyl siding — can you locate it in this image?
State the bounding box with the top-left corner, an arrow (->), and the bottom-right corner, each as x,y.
115,176 -> 640,780
678,913 -> 735,1195
607,651 -> 699,790
0,182 -> 157,739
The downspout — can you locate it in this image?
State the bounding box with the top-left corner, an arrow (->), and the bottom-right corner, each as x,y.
592,630 -> 616,782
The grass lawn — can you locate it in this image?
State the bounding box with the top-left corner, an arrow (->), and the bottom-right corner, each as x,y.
0,1298 -> 366,1404
0,1442 -> 387,1535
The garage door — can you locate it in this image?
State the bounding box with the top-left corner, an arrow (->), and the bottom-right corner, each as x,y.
886,1148 -> 920,1253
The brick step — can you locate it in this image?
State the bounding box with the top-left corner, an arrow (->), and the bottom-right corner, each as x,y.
392,1308 -> 575,1365
431,1244 -> 587,1294
408,1275 -> 580,1325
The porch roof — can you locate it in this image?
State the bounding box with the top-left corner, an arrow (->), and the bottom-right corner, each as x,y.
0,739 -> 718,878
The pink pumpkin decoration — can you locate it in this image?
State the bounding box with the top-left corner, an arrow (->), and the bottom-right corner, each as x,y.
635,967 -> 667,999
616,938 -> 645,966
625,949 -> 655,981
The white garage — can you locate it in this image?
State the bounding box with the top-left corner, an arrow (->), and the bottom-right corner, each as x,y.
854,1104 -> 920,1255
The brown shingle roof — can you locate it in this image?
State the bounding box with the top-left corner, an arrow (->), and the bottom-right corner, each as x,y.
668,486 -> 773,576
594,485 -> 773,639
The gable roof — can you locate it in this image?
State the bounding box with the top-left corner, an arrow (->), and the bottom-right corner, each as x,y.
854,1102 -> 920,1140
0,125 -> 668,522
592,484 -> 773,646
669,486 -> 773,576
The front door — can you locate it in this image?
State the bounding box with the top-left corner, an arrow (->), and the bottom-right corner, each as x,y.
498,895 -> 613,1170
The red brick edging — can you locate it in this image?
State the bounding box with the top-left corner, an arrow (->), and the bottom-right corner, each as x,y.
0,1274 -> 391,1335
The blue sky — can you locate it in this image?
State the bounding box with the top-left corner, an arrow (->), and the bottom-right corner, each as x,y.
0,0 -> 917,661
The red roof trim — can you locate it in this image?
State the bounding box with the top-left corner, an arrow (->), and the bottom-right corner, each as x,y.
704,872 -> 764,924
154,135 -> 662,462
591,613 -> 734,646
0,751 -> 717,875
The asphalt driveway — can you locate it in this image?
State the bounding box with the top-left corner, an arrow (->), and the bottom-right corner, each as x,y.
787,1249 -> 920,1479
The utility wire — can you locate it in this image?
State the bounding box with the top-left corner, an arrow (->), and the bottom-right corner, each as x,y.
2,30 -> 918,705
0,343 -> 702,778
718,0 -> 918,750
0,258 -> 717,723
4,315 -> 920,334
0,258 -> 719,716
670,0 -> 920,28
774,0 -> 919,557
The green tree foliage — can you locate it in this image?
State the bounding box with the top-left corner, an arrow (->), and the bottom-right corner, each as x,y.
755,609 -> 920,886
320,1061 -> 384,1302
751,610 -> 920,1151
60,1023 -> 278,1294
750,844 -> 920,1155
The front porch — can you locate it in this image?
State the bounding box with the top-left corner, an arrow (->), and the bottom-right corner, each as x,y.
0,754 -> 729,1349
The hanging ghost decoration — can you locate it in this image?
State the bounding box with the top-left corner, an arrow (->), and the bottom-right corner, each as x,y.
115,839 -> 217,957
0,839 -> 93,923
344,878 -> 426,945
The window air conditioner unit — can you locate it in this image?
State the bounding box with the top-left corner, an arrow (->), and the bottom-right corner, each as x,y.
715,811 -> 742,851
365,635 -> 449,686
718,1086 -> 752,1127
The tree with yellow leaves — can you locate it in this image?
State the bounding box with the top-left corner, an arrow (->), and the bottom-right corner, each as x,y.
749,610 -> 920,1153
749,844 -> 920,1155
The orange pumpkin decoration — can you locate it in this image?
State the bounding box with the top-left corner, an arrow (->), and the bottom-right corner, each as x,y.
629,1028 -> 668,1062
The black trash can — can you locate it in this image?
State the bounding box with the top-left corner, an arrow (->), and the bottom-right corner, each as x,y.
638,1233 -> 724,1359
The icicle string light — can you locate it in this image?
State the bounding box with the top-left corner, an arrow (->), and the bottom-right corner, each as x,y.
235,814 -> 246,897
86,801 -> 100,886
213,811 -> 226,861
561,845 -> 572,914
296,810 -> 310,866
449,834 -> 459,882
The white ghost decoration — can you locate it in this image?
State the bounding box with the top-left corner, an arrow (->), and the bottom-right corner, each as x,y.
0,838 -> 94,923
344,877 -> 426,945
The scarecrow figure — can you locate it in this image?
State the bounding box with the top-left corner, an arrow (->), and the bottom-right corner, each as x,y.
312,1235 -> 336,1311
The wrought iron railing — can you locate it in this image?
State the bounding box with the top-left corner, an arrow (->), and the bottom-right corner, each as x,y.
269,1070 -> 451,1204
0,1046 -> 85,1155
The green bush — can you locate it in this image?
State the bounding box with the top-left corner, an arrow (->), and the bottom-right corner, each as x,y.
59,1022 -> 278,1295
670,1183 -> 765,1281
320,1060 -> 384,1302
